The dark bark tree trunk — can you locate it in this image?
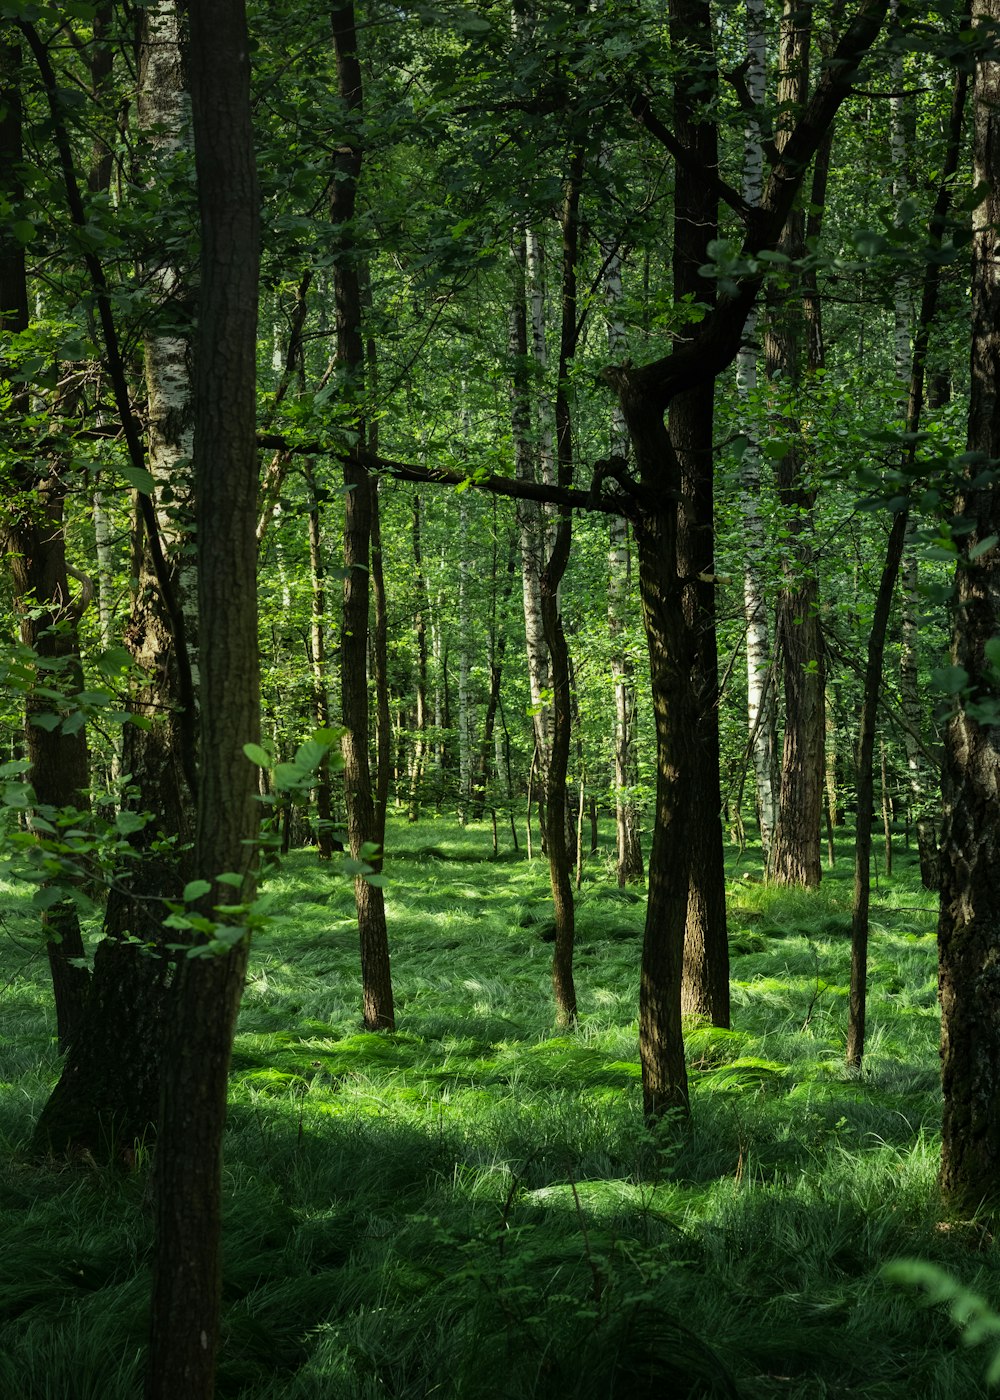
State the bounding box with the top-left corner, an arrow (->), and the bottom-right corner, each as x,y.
607,0 -> 889,1116
370,477 -> 392,841
542,140 -> 585,1030
332,0 -> 394,1031
766,0 -> 826,892
408,493 -> 428,823
146,0 -> 260,1390
670,0 -> 728,1029
938,0 -> 1000,1209
472,519 -> 516,820
305,459 -> 336,858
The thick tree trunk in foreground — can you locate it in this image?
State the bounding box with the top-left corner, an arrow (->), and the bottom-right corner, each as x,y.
939,0 -> 1000,1210
146,0 -> 260,1392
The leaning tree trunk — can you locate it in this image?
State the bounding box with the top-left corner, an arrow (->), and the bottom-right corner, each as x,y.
938,0 -> 1000,1211
0,41 -> 90,1052
845,44 -> 966,1071
146,0 -> 260,1388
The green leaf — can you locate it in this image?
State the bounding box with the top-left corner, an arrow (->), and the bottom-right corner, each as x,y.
33,884 -> 69,911
30,712 -> 62,732
96,646 -> 132,678
932,664 -> 968,696
183,879 -> 212,902
243,742 -> 273,769
121,464 -> 157,494
115,810 -> 148,836
216,872 -> 245,889
294,739 -> 327,771
969,534 -> 998,561
3,781 -> 33,808
207,924 -> 248,950
311,726 -> 345,746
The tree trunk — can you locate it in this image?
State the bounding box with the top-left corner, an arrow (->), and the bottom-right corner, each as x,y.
408,492 -> 428,822
846,44 -> 966,1070
32,0 -> 197,1154
305,459 -> 336,858
767,2 -> 826,891
511,235 -> 552,810
0,40 -> 90,1055
331,0 -> 394,1031
938,0 -> 1000,1209
541,141 -> 585,1030
670,0 -> 728,1029
737,0 -> 779,860
146,0 -> 260,1388
605,0 -> 889,1117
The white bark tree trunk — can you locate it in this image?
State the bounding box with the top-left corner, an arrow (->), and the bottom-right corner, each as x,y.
737,0 -> 779,857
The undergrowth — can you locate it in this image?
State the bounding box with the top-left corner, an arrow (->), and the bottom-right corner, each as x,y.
0,817 -> 994,1398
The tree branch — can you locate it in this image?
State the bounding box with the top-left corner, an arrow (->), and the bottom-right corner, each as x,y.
627,88 -> 752,222
253,434 -> 645,519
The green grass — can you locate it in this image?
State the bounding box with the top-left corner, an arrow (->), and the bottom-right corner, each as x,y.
1,817 -> 997,1398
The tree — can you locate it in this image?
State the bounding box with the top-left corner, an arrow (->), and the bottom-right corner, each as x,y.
146,0 -> 261,1390
938,0 -> 1000,1211
332,0 -> 395,1033
31,1 -> 197,1156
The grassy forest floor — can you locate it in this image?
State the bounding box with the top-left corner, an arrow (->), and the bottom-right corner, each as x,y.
1,816 -> 998,1398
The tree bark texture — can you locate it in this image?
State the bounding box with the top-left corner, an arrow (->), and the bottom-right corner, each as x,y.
541,140 -> 585,1030
332,0 -> 394,1032
670,0 -> 729,1029
145,0 -> 260,1391
938,0 -> 1000,1210
766,1 -> 825,891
